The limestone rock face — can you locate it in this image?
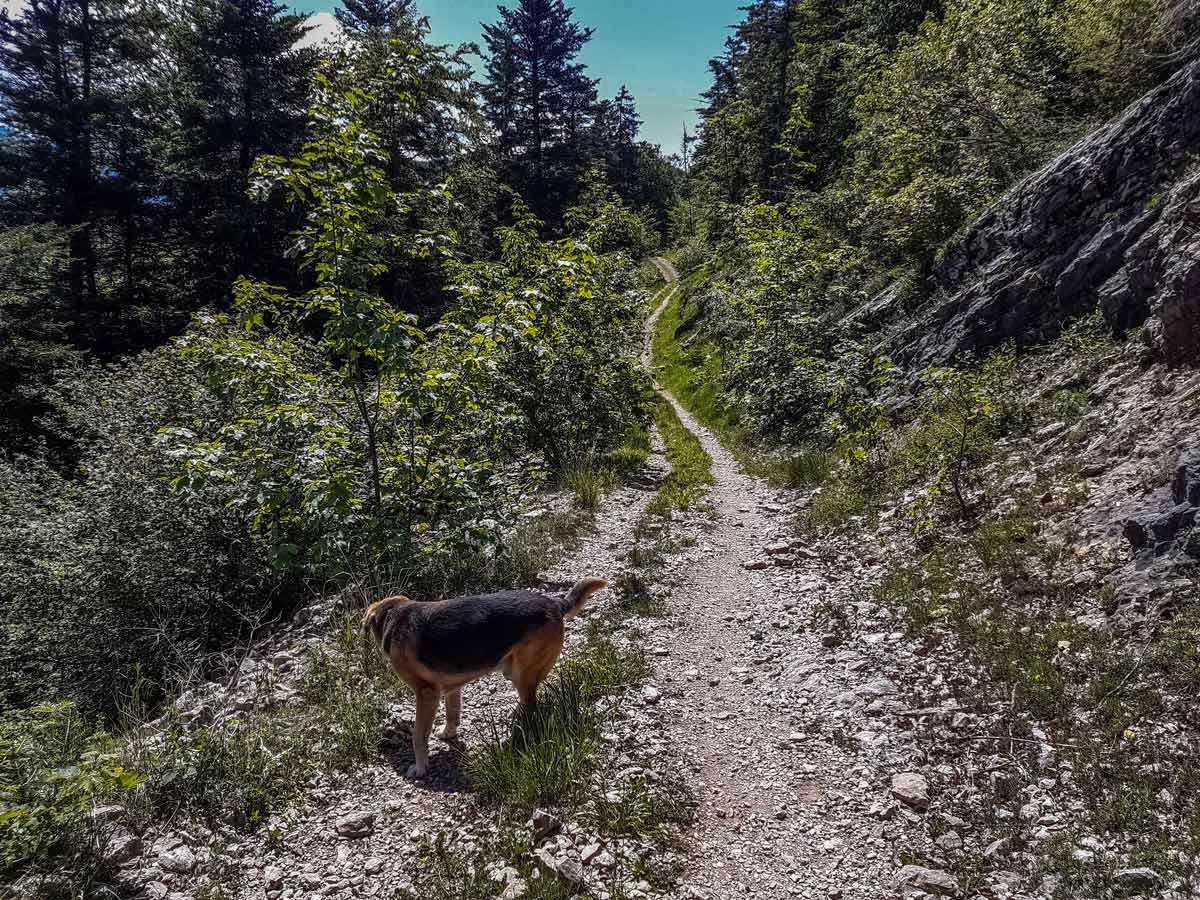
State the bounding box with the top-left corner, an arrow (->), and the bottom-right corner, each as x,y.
896,57 -> 1200,367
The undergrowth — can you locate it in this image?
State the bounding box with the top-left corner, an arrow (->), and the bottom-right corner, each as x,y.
651,269 -> 829,488
0,614 -> 398,898
469,638 -> 649,815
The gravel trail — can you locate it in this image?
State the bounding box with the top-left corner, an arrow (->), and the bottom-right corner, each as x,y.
644,259 -> 918,900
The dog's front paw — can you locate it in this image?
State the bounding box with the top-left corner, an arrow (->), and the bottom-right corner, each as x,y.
405,763 -> 428,779
437,727 -> 458,741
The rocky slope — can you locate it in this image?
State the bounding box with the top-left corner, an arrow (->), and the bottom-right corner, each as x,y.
896,57 -> 1200,369
870,53 -> 1200,612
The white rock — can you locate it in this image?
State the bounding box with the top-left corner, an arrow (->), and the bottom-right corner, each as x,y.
335,809 -> 376,838
263,865 -> 285,889
158,845 -> 197,874
890,772 -> 930,811
895,864 -> 960,897
104,828 -> 142,865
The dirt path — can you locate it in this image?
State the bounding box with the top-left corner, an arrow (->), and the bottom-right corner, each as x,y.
643,259 -> 919,900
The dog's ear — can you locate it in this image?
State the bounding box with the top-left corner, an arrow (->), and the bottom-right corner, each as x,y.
363,596 -> 406,641
362,596 -> 414,652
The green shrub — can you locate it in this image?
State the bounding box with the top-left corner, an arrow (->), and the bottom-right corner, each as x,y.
0,352 -> 305,717
0,703 -> 145,894
896,353 -> 1018,522
563,458 -> 617,510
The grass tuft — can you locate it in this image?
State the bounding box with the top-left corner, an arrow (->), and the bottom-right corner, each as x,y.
648,396 -> 714,514
469,638 -> 647,816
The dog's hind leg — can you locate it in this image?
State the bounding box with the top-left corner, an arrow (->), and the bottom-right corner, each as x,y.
439,688 -> 461,740
408,684 -> 439,779
514,629 -> 564,706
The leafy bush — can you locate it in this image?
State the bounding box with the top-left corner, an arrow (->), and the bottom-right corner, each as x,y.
565,166 -> 661,258
721,203 -> 871,442
0,703 -> 145,894
0,350 -> 304,716
897,353 -> 1017,522
443,201 -> 649,474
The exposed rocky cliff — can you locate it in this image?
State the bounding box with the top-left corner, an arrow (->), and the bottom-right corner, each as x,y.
896,57 -> 1200,368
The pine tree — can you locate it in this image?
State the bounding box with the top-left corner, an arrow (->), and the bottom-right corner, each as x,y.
334,0 -> 414,35
0,0 -> 156,329
164,0 -> 314,297
592,85 -> 641,200
481,0 -> 599,218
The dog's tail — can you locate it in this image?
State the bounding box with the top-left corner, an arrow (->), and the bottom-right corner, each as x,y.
560,577 -> 608,620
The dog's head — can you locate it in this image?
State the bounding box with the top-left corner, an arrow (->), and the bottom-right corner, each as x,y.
362,595 -> 414,656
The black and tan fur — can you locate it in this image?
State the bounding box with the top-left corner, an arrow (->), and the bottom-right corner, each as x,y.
363,576 -> 608,777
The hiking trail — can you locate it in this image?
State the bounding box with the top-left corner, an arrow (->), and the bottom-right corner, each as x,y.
637,259 -> 923,899
228,259 -> 930,900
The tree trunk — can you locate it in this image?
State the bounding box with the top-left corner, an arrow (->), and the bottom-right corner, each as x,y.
530,5 -> 544,201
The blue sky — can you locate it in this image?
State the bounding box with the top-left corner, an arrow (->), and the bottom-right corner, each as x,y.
293,0 -> 742,152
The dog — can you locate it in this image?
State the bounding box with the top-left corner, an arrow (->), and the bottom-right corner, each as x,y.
362,576 -> 608,778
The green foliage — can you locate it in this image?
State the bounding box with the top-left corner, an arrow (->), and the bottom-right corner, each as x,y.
648,397 -> 715,515
168,63 -> 648,596
684,0 -> 1181,269
722,203 -> 870,441
565,167 -> 661,258
848,0 -> 1073,263
444,201 -> 649,474
563,459 -> 617,511
650,272 -> 741,438
479,0 -> 599,222
0,349 -> 306,716
0,703 -> 145,893
899,353 -> 1017,522
0,225 -> 78,459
